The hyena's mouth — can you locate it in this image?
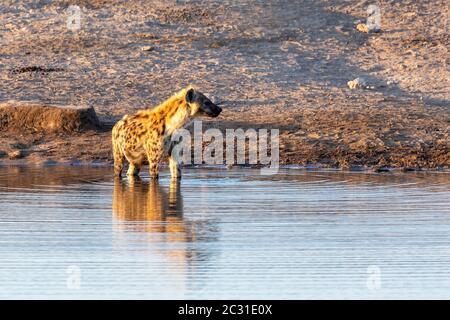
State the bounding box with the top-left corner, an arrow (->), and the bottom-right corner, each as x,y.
205,106 -> 222,118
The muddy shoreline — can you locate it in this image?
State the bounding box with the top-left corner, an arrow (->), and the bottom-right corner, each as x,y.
1,99 -> 448,170
0,160 -> 448,174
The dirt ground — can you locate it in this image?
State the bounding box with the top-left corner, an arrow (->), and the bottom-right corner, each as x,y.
0,0 -> 448,169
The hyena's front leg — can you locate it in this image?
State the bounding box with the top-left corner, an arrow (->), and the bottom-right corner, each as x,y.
145,140 -> 163,179
126,164 -> 139,177
166,139 -> 182,179
169,156 -> 182,179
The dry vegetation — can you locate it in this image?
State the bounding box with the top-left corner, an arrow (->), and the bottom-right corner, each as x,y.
0,0 -> 448,169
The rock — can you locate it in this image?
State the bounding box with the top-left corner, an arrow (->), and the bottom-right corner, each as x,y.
374,166 -> 390,173
356,23 -> 380,33
141,46 -> 154,51
307,132 -> 321,139
401,167 -> 421,172
0,101 -> 101,133
347,77 -> 367,89
8,149 -> 25,159
0,150 -> 7,158
356,23 -> 370,33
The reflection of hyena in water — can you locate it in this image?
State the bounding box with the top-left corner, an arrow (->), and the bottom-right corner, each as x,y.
112,87 -> 222,179
113,179 -> 197,267
112,179 -> 185,236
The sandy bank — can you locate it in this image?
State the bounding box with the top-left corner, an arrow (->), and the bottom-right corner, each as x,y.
0,0 -> 448,169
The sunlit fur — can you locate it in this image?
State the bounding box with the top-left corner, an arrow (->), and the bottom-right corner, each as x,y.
112,87 -> 221,179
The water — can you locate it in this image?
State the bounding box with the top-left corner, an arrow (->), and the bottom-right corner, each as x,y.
0,166 -> 449,299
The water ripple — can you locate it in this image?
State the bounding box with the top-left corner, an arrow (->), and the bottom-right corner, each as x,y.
0,167 -> 449,299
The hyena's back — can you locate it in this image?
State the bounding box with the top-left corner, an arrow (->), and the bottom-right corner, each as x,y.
113,113 -> 157,158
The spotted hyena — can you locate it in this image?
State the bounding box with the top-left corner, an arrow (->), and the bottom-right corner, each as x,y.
112,87 -> 222,179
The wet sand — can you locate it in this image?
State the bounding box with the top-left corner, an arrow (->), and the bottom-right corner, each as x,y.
0,0 -> 448,169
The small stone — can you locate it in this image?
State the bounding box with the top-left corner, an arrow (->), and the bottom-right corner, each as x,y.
356,23 -> 380,33
356,23 -> 370,33
307,132 -> 321,139
401,167 -> 421,172
347,77 -> 367,89
8,149 -> 26,159
141,46 -> 154,51
374,166 -> 390,173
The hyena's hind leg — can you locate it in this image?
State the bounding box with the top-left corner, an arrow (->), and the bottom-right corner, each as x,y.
112,122 -> 126,177
145,140 -> 164,179
113,143 -> 125,177
126,153 -> 146,177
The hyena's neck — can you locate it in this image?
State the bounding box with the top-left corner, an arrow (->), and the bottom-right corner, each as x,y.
153,95 -> 192,135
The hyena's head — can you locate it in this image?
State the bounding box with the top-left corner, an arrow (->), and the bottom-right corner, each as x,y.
185,88 -> 222,118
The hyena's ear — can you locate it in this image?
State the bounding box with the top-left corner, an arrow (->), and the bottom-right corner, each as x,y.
185,88 -> 195,103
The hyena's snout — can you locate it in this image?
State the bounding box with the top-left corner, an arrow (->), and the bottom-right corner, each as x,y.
203,102 -> 222,118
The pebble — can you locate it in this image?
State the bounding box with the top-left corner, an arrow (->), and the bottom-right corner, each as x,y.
356,23 -> 381,33
356,23 -> 370,33
347,77 -> 367,89
374,166 -> 391,173
141,46 -> 154,51
8,150 -> 25,159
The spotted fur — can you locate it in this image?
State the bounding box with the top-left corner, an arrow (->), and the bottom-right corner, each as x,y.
112,87 -> 222,179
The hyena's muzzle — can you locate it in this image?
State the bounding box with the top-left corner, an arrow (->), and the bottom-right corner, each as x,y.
199,100 -> 222,118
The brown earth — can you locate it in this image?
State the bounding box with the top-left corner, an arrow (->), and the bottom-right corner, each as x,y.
0,101 -> 100,133
0,0 -> 448,170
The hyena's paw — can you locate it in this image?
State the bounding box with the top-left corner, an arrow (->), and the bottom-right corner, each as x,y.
149,163 -> 159,179
126,165 -> 140,177
114,166 -> 123,177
